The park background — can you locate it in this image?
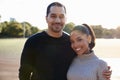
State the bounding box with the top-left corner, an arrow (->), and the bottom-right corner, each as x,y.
0,0 -> 120,80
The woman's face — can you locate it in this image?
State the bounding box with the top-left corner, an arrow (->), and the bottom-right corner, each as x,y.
70,30 -> 91,55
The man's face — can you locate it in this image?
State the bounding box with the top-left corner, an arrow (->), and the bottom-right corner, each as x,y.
46,6 -> 66,33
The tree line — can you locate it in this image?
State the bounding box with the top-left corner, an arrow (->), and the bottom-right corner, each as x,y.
0,21 -> 120,38
0,20 -> 40,38
64,22 -> 120,39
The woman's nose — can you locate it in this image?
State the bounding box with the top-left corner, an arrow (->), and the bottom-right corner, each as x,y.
73,42 -> 79,48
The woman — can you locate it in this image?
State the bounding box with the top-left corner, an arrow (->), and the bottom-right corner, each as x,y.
67,24 -> 109,80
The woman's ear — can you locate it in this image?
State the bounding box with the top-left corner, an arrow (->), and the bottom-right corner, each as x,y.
88,35 -> 92,44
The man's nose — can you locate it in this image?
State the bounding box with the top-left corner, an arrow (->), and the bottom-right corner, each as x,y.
55,17 -> 61,22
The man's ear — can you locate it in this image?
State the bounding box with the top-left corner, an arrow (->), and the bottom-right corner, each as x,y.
46,16 -> 48,23
88,35 -> 92,44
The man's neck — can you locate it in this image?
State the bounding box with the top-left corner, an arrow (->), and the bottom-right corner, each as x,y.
46,30 -> 63,38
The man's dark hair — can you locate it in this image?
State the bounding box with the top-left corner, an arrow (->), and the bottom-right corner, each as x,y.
46,2 -> 66,16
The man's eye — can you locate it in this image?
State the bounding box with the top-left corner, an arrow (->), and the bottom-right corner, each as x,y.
51,15 -> 56,18
60,15 -> 64,18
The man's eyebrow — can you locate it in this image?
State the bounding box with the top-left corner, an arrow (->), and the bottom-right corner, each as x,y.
50,13 -> 56,15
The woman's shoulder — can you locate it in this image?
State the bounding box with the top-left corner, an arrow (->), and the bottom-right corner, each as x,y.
98,58 -> 107,64
96,58 -> 108,69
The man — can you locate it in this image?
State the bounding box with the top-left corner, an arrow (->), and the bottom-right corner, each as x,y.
19,2 -> 111,80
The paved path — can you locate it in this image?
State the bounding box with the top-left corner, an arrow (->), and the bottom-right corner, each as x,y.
0,57 -> 19,80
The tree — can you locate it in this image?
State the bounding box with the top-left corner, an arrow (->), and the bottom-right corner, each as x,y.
91,25 -> 103,38
115,26 -> 120,38
5,21 -> 23,37
0,23 -> 2,33
63,22 -> 75,34
21,22 -> 32,37
31,26 -> 40,35
0,21 -> 9,37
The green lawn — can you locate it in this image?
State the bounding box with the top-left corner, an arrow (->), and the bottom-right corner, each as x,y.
0,38 -> 120,58
0,38 -> 27,58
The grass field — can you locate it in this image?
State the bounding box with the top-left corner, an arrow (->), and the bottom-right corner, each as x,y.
0,38 -> 26,58
0,38 -> 120,80
94,39 -> 120,58
0,38 -> 26,80
0,38 -> 120,58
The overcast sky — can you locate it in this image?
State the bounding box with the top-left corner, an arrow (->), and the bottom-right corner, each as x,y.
0,0 -> 120,29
